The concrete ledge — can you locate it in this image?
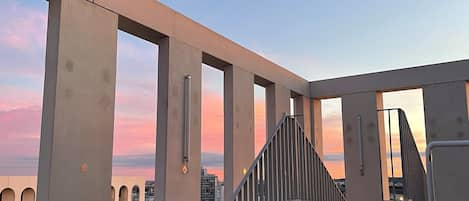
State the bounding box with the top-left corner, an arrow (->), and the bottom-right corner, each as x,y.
310,59 -> 469,99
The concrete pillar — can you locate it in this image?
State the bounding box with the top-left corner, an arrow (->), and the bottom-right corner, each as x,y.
294,96 -> 312,140
224,66 -> 255,200
266,84 -> 290,137
341,92 -> 389,201
310,99 -> 323,157
423,81 -> 469,200
37,1 -> 118,201
156,37 -> 202,201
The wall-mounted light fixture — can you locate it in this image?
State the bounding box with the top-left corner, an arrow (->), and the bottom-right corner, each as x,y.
182,75 -> 192,175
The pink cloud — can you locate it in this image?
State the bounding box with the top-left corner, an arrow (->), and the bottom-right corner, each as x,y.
0,106 -> 42,157
0,86 -> 42,111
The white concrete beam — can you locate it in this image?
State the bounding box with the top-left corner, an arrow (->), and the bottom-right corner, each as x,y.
311,60 -> 469,99
341,92 -> 389,201
38,0 -> 118,201
224,66 -> 255,200
156,37 -> 202,201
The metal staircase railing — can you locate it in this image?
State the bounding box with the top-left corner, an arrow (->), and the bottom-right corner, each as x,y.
232,114 -> 346,201
397,109 -> 427,201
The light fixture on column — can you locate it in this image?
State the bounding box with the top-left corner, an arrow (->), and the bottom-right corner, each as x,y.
182,75 -> 192,175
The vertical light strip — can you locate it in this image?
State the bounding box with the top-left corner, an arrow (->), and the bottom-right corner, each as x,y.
357,115 -> 364,176
182,75 -> 192,174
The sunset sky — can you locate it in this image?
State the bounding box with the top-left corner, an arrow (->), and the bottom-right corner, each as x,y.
1,0 -> 469,181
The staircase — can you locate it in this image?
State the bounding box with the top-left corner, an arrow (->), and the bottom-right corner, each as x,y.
232,115 -> 346,201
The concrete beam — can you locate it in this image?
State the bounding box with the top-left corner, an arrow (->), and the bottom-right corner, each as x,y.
266,84 -> 290,137
310,59 -> 469,99
156,37 -> 202,201
91,0 -> 310,96
38,1 -> 118,201
224,66 -> 255,200
341,92 -> 389,201
423,81 -> 469,200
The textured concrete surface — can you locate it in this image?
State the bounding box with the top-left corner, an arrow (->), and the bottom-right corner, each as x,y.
38,0 -> 118,201
341,92 -> 389,201
224,65 -> 255,200
423,81 -> 469,201
156,37 -> 202,201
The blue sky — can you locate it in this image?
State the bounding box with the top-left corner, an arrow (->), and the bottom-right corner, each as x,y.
162,0 -> 469,80
0,0 -> 468,179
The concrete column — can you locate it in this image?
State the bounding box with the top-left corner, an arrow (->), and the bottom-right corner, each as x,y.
37,1 -> 118,201
266,84 -> 290,137
294,96 -> 312,140
224,66 -> 255,200
341,92 -> 389,201
310,99 -> 323,157
156,37 -> 202,201
423,81 -> 469,200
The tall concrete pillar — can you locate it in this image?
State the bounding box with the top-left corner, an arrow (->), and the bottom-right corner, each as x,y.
37,0 -> 118,201
266,84 -> 290,137
341,92 -> 389,201
294,96 -> 312,140
310,99 -> 323,157
423,81 -> 469,200
224,66 -> 255,200
156,37 -> 202,201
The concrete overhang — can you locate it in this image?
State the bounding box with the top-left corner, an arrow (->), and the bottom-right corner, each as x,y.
310,59 -> 469,99
55,0 -> 310,96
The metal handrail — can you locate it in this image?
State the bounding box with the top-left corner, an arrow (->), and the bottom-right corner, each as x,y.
425,140 -> 469,201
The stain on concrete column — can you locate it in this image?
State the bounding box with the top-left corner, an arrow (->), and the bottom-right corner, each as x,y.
341,92 -> 389,201
38,0 -> 118,201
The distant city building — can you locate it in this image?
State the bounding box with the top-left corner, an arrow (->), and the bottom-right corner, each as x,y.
145,180 -> 156,201
215,182 -> 224,201
201,168 -> 218,201
333,177 -> 404,201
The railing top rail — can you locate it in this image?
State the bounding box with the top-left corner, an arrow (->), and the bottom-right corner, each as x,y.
426,140 -> 469,201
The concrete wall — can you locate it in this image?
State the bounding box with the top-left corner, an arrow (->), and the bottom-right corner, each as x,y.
0,176 -> 144,201
38,1 -> 118,201
156,37 -> 202,201
423,81 -> 469,201
341,92 -> 389,201
224,66 -> 255,200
